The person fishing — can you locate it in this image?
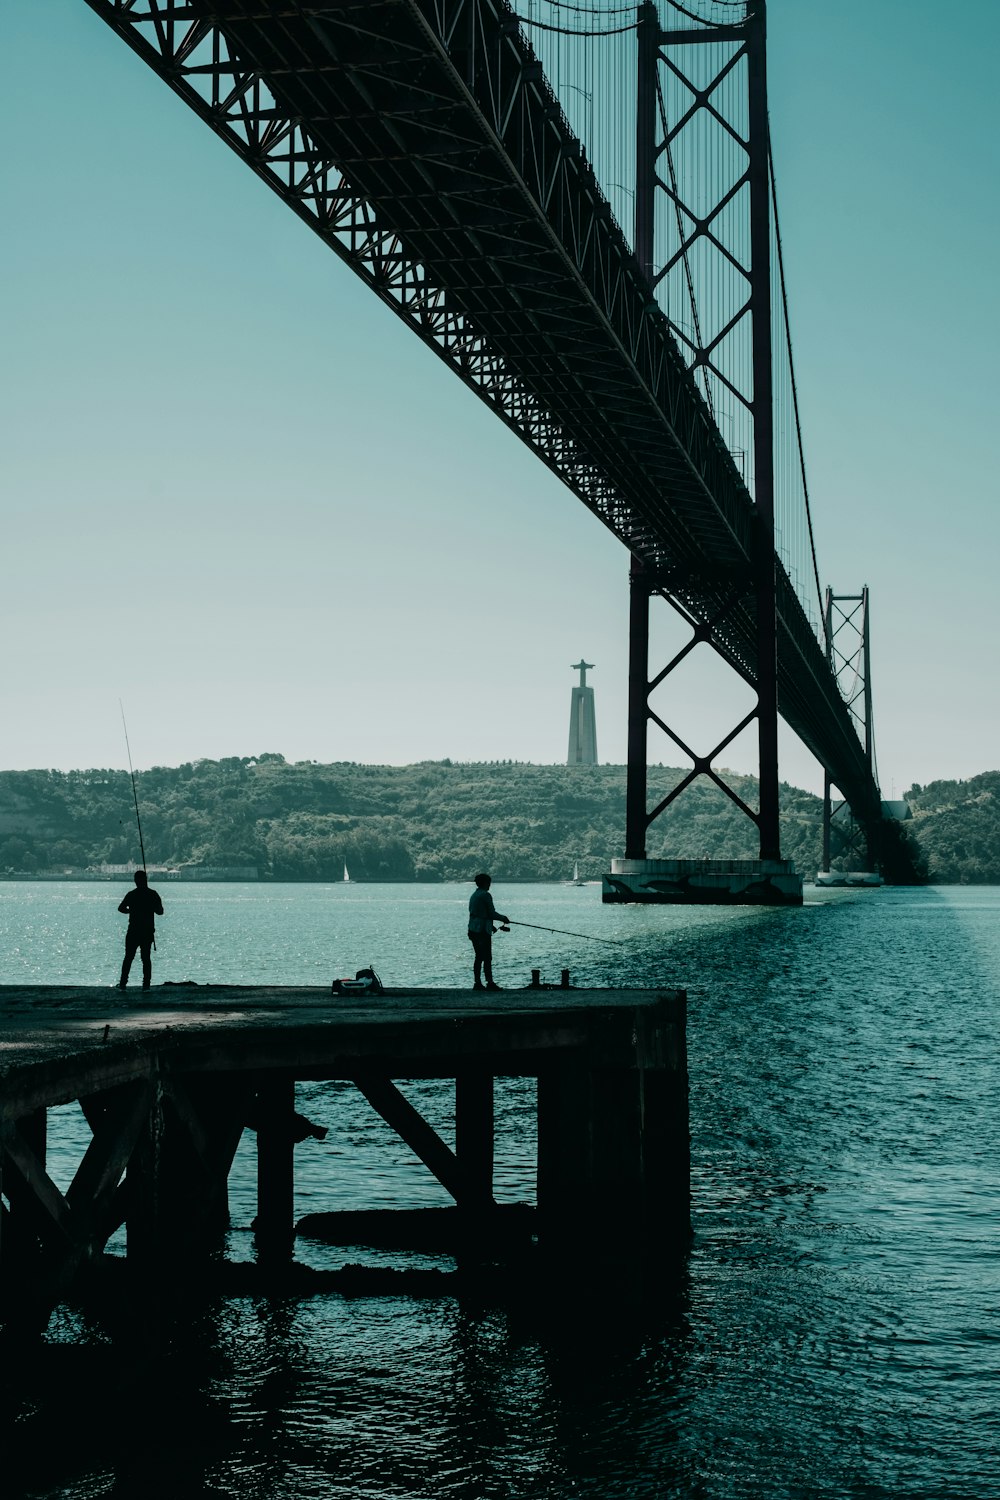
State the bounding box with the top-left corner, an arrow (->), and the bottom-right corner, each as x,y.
468,872 -> 509,992
117,869 -> 163,990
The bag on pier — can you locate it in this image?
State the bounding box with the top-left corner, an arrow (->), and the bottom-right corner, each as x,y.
332,967 -> 383,996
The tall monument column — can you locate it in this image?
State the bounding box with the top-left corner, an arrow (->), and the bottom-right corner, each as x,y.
567,661 -> 598,765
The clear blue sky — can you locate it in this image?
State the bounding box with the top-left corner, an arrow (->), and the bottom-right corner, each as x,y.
2,1 -> 997,799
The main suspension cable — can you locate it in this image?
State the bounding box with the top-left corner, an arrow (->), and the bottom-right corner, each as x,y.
513,12 -> 639,36
768,124 -> 825,635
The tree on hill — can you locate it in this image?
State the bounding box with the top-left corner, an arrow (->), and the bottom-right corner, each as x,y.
901,773 -> 1000,883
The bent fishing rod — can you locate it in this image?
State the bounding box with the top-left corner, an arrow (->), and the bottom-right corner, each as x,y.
500,918 -> 623,947
120,701 -> 155,949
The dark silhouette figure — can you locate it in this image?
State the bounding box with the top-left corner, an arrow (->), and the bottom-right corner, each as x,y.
118,869 -> 163,990
468,873 -> 509,992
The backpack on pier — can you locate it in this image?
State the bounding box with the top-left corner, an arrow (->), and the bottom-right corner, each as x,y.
331,967 -> 383,996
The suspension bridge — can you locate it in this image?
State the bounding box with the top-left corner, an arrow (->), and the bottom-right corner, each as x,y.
79,0 -> 918,902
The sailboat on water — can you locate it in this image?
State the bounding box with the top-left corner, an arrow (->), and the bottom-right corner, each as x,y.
565,861 -> 586,886
343,861 -> 350,883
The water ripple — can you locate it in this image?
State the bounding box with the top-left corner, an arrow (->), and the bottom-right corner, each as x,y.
2,883 -> 998,1498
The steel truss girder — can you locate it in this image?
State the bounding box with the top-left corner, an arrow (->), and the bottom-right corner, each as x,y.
82,0 -> 749,574
80,0 -> 878,817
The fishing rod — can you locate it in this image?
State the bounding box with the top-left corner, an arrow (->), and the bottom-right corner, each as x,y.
499,918 -> 624,947
120,700 -> 155,950
120,701 -> 147,872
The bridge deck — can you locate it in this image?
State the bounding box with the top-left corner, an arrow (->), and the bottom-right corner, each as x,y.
82,0 -> 881,820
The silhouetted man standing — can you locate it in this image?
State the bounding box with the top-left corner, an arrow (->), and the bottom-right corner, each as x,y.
118,869 -> 163,990
468,872 -> 509,992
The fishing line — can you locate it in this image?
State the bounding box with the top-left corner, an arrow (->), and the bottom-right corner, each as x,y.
502,918 -> 624,946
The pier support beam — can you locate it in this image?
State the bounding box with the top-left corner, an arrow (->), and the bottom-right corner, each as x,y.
1,1109 -> 47,1272
161,1076 -> 244,1238
538,1063 -> 640,1243
125,1074 -> 166,1267
255,1075 -> 296,1258
455,1069 -> 494,1211
126,1072 -> 244,1267
625,556 -> 650,860
353,1073 -> 487,1210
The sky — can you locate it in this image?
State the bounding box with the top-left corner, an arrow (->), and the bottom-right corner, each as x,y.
2,1 -> 998,798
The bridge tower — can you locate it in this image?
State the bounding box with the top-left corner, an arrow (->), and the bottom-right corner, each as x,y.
821,587 -> 878,876
608,0 -> 801,907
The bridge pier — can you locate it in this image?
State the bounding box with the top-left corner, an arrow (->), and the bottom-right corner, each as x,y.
604,856 -> 801,906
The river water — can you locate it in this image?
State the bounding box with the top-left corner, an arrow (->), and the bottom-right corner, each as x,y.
1,880 -> 998,1499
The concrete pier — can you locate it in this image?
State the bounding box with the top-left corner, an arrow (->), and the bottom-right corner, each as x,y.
0,983 -> 688,1324
604,856 -> 803,905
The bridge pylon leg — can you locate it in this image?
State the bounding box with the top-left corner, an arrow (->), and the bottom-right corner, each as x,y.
607,569 -> 802,906
747,2 -> 783,868
625,556 -> 650,861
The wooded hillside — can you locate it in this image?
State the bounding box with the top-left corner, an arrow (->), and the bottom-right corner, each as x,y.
0,754 -> 835,881
900,773 -> 1000,884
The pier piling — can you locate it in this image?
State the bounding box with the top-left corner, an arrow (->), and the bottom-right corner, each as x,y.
255,1075 -> 296,1257
455,1067 -> 495,1212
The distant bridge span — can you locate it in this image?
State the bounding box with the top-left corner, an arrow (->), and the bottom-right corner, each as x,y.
82,0 -> 905,889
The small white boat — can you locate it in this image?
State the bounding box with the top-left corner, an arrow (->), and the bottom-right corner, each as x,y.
343,862 -> 351,883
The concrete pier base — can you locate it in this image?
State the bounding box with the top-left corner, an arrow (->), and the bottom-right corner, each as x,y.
603,857 -> 803,906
